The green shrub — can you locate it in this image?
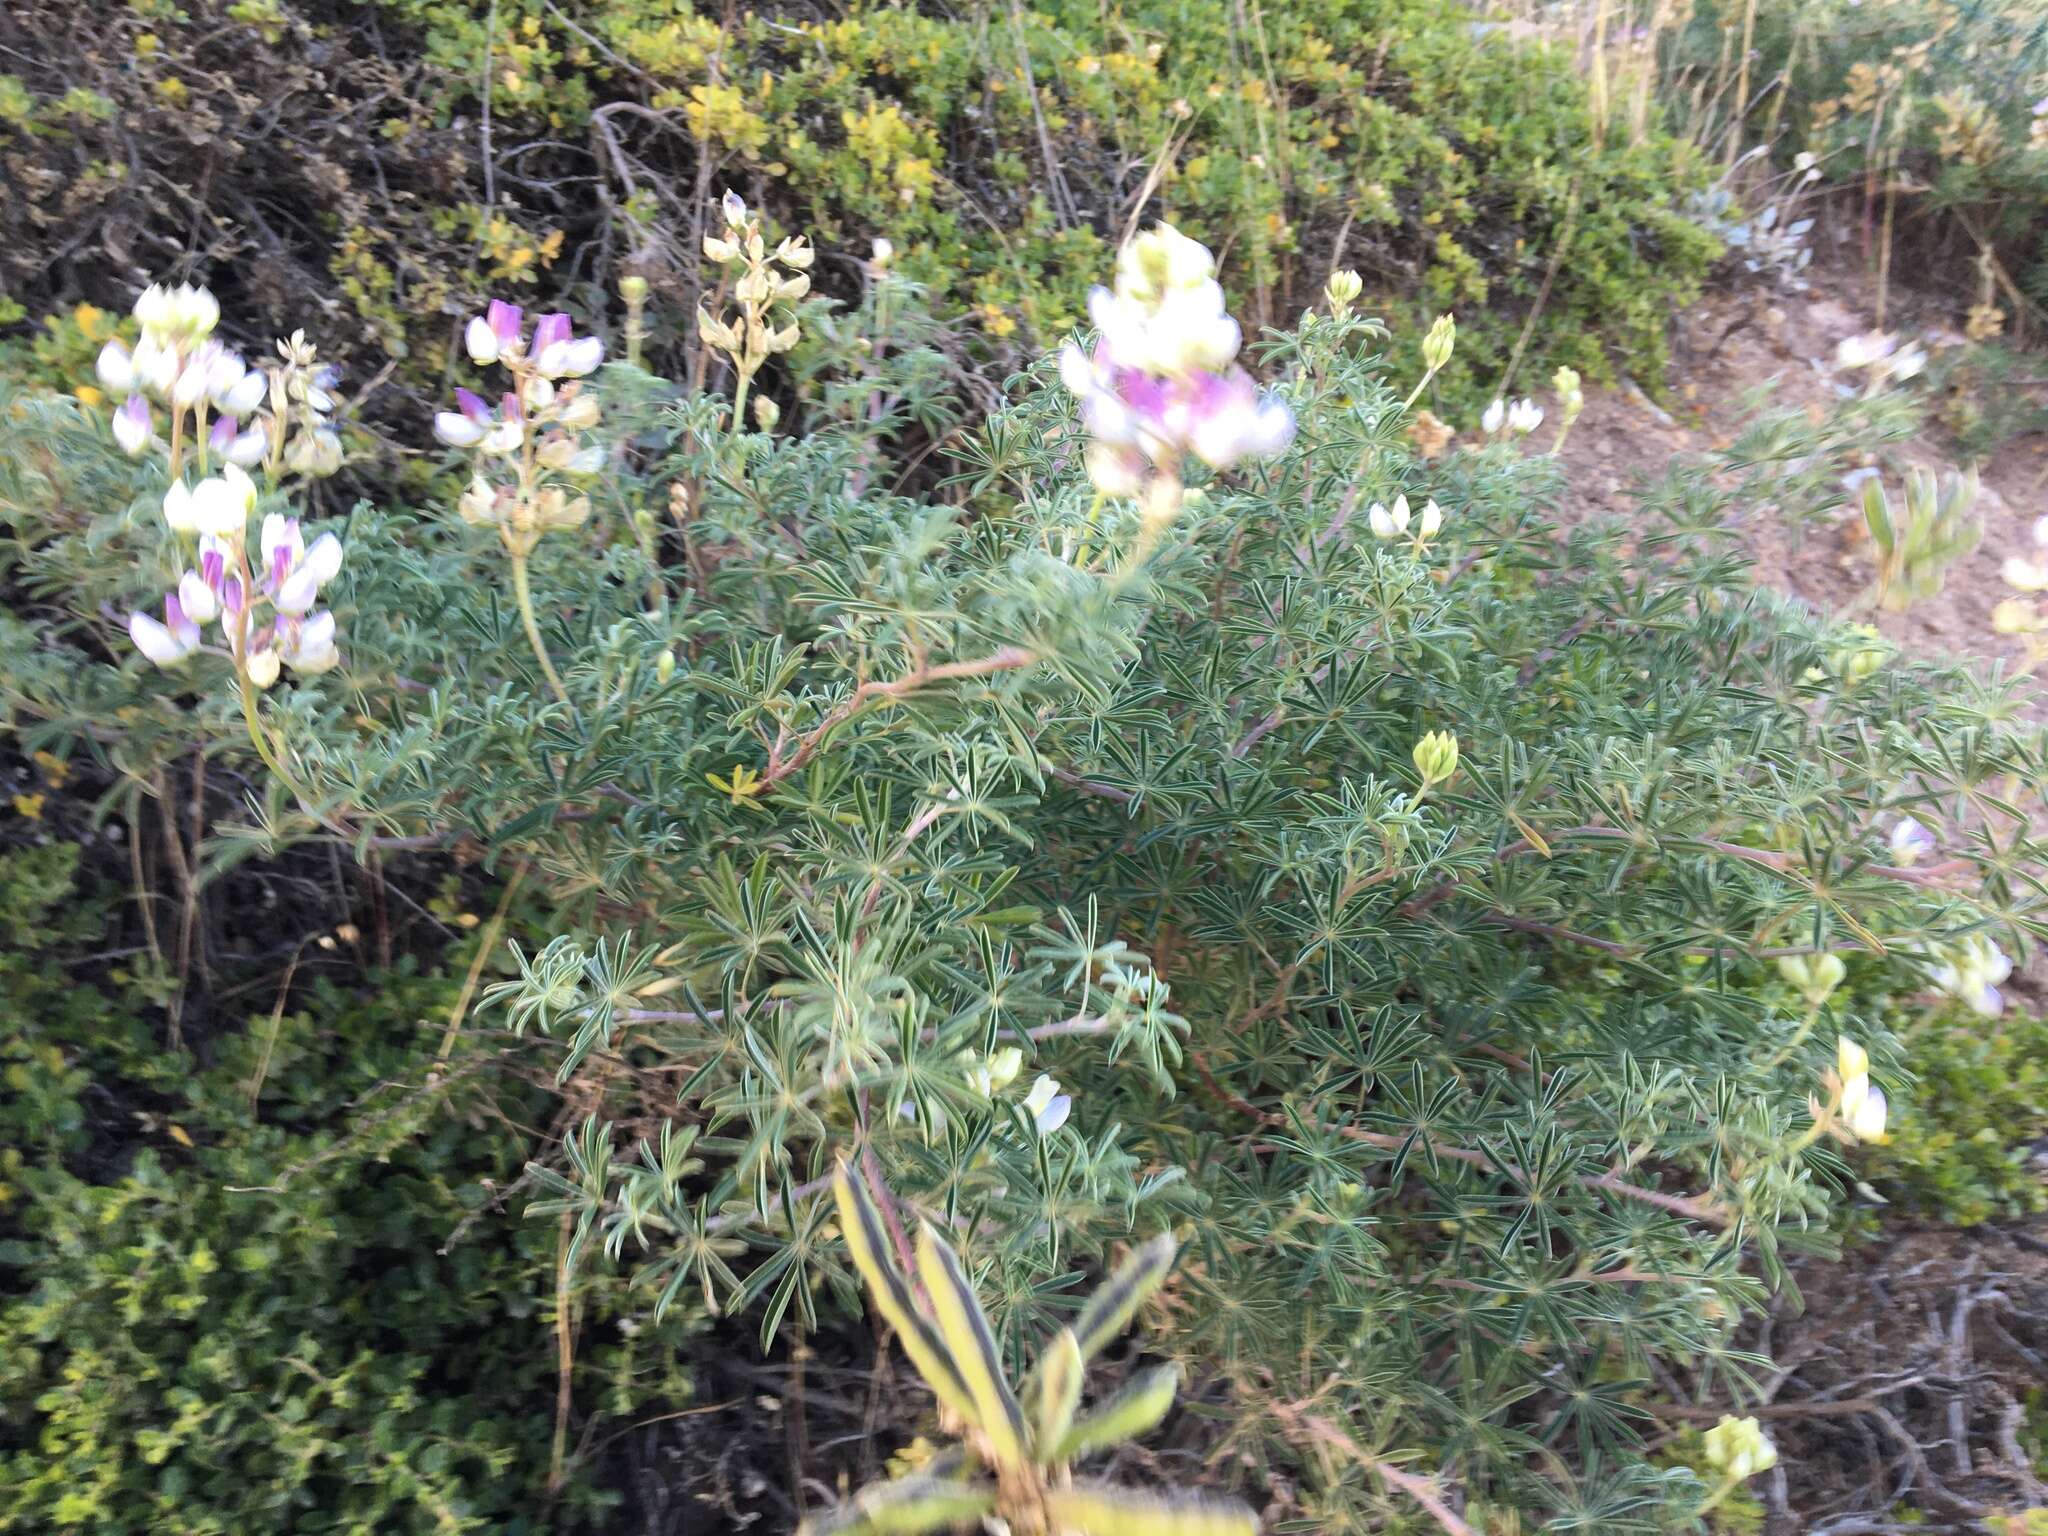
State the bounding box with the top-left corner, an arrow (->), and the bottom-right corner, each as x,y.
1869,1004 -> 2048,1228
0,844 -> 688,1534
0,0 -> 1715,424
7,216 -> 2040,1529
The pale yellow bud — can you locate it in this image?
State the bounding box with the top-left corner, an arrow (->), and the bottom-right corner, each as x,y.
1422,313 -> 1456,372
1412,729 -> 1459,787
1325,269 -> 1363,314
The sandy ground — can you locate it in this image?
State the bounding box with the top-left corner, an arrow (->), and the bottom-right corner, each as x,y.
1553,279 -> 2048,670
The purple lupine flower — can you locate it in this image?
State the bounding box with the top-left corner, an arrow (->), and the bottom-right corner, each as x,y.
433,387 -> 494,447
208,412 -> 239,458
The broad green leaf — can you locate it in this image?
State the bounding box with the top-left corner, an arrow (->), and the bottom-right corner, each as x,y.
1037,1327 -> 1084,1458
798,1474 -> 998,1536
831,1164 -> 980,1429
1054,1363 -> 1179,1463
1071,1230 -> 1178,1360
915,1220 -> 1030,1469
1045,1482 -> 1258,1536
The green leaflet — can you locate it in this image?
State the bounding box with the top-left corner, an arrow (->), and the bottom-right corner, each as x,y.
798,1474 -> 999,1536
831,1164 -> 981,1430
915,1221 -> 1031,1469
1037,1327 -> 1085,1458
1054,1363 -> 1180,1464
1044,1481 -> 1259,1536
1070,1230 -> 1178,1360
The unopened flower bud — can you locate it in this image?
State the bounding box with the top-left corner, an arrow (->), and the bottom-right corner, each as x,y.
1776,952 -> 1846,1006
753,395 -> 781,431
1325,269 -> 1363,314
655,648 -> 676,684
620,274 -> 650,304
1412,729 -> 1459,788
720,189 -> 748,228
1422,312 -> 1456,372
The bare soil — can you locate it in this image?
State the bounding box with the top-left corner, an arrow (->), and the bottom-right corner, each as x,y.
1556,278 -> 2048,670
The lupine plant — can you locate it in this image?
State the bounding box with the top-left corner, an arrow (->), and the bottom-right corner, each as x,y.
5,200 -> 2046,1530
804,1163 -> 1253,1536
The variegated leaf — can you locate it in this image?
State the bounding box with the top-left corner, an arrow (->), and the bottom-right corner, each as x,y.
798,1474 -> 998,1536
1054,1362 -> 1179,1463
1037,1327 -> 1085,1459
1071,1230 -> 1178,1360
831,1163 -> 980,1430
1045,1482 -> 1258,1536
915,1220 -> 1030,1469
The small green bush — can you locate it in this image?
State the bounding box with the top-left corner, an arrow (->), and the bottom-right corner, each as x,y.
1869,1004 -> 2048,1228
0,0 -> 1716,422
0,844 -> 687,1534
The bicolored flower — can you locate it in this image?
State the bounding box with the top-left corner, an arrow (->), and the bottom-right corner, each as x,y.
260,513 -> 344,616
434,387 -> 495,448
112,394 -> 152,456
1926,934 -> 2012,1018
531,313 -> 605,379
1022,1074 -> 1072,1135
129,593 -> 201,667
1887,816 -> 1935,866
1059,224 -> 1292,497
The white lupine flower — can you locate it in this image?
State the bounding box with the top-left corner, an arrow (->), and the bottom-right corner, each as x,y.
177,570 -> 220,624
1840,1072 -> 1888,1142
2034,514 -> 2048,550
245,647 -> 282,690
434,410 -> 486,448
218,370 -> 267,417
465,314 -> 501,365
225,426 -> 268,466
97,340 -> 136,393
1369,495 -> 1411,540
1507,397 -> 1544,434
162,480 -> 200,535
189,464 -> 258,538
2004,555 -> 2048,592
1887,816 -> 1935,866
1022,1074 -> 1072,1135
281,610 -> 339,674
1417,499 -> 1443,539
1481,397 -> 1507,435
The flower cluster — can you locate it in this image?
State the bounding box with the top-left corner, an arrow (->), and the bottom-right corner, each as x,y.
436,301 -> 606,553
1812,1036 -> 1888,1144
697,191 -> 811,433
1702,1414 -> 1778,1482
1925,933 -> 2013,1018
1368,493 -> 1444,543
98,285 -> 341,480
1481,395 -> 1544,436
1834,329 -> 1927,391
1060,224 -> 1293,509
130,464 -> 343,683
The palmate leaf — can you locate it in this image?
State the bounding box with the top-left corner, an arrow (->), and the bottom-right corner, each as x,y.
1054,1362 -> 1180,1464
1044,1482 -> 1258,1536
830,1164 -> 981,1429
797,1473 -> 998,1536
1070,1229 -> 1178,1360
915,1221 -> 1032,1469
